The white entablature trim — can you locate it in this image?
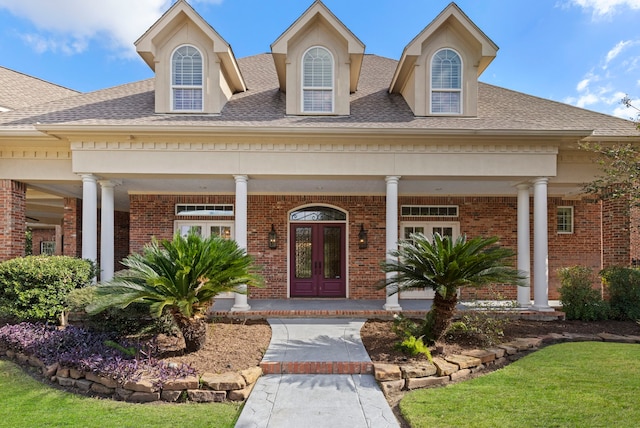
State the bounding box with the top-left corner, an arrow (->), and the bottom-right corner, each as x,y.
0,149 -> 71,159
69,140 -> 559,155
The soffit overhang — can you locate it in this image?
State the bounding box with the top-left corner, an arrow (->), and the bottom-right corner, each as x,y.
134,0 -> 246,93
390,2 -> 498,94
32,123 -> 593,144
270,0 -> 365,93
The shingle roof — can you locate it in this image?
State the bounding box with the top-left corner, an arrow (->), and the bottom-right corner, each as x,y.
0,53 -> 637,138
0,66 -> 79,111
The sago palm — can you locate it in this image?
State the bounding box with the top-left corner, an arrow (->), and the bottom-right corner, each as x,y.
380,233 -> 524,343
87,232 -> 262,353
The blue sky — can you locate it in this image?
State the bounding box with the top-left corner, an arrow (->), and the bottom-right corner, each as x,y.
0,0 -> 639,119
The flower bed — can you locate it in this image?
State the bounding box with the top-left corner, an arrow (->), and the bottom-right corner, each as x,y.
0,322 -> 262,403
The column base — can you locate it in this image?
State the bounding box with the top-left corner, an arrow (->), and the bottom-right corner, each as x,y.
230,304 -> 251,312
383,303 -> 403,311
530,304 -> 555,312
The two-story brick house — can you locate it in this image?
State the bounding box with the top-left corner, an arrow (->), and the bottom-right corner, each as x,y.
1,1 -> 639,312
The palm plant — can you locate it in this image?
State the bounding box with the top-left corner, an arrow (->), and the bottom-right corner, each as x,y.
87,232 -> 262,353
380,233 -> 524,343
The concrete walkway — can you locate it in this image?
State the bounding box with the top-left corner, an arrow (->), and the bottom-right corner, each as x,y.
235,319 -> 400,428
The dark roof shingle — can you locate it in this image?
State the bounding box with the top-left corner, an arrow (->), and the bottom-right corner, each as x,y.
0,54 -> 637,138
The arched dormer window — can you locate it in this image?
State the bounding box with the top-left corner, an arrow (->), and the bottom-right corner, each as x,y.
171,45 -> 203,111
302,46 -> 334,113
431,49 -> 462,114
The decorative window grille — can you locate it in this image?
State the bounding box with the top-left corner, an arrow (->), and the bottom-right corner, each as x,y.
431,49 -> 462,114
401,205 -> 458,217
172,45 -> 203,111
302,47 -> 334,113
175,204 -> 234,216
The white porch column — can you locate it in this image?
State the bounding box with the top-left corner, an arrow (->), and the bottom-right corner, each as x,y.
81,174 -> 98,281
516,184 -> 531,307
383,176 -> 402,311
231,175 -> 250,311
532,177 -> 552,311
99,180 -> 116,282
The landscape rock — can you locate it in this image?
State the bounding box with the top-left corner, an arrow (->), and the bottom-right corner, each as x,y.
373,363 -> 402,381
187,389 -> 226,403
162,376 -> 199,391
432,357 -> 459,376
200,372 -> 246,391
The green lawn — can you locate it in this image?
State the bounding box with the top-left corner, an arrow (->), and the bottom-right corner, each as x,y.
400,342 -> 640,428
0,360 -> 241,428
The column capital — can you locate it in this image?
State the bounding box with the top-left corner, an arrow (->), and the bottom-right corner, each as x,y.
233,175 -> 249,183
516,183 -> 531,191
79,174 -> 98,183
533,177 -> 549,186
385,176 -> 401,184
98,180 -> 121,188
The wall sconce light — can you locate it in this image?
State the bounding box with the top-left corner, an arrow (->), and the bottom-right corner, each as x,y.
268,224 -> 277,249
358,224 -> 368,249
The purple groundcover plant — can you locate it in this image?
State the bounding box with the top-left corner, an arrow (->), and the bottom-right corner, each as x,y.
0,322 -> 196,387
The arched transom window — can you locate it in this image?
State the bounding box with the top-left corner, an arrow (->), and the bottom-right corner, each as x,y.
431,49 -> 462,114
302,47 -> 334,113
172,45 -> 203,111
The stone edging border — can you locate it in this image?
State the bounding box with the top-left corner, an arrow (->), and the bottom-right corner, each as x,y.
0,346 -> 262,403
373,332 -> 640,398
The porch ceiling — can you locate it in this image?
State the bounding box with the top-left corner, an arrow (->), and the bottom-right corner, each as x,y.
23,175 -> 584,228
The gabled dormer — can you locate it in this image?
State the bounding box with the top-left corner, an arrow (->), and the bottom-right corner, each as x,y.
389,2 -> 498,117
271,0 -> 365,116
135,0 -> 246,114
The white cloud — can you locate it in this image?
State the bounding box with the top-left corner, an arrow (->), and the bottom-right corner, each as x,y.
568,0 -> 640,16
605,40 -> 632,67
565,38 -> 640,117
0,0 -> 222,56
576,78 -> 591,91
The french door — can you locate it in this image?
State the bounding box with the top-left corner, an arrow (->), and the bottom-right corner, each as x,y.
400,222 -> 460,299
290,223 -> 346,297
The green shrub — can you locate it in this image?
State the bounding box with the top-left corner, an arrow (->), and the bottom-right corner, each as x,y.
66,286 -> 176,336
601,266 -> 640,320
0,256 -> 95,323
391,314 -> 432,360
446,312 -> 507,347
558,266 -> 609,321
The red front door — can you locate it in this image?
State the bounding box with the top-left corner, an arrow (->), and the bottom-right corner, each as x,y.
290,223 -> 346,297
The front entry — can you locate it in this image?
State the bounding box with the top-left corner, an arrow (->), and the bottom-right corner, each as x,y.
290,223 -> 346,297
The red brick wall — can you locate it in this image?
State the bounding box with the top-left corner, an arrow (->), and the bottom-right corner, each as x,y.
31,229 -> 57,255
114,210 -> 130,270
630,206 -> 640,265
63,197 -> 82,258
602,197 -> 631,268
128,193 -> 606,302
0,180 -> 26,261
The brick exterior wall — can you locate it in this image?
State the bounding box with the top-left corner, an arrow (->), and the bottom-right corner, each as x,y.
0,180 -> 27,261
602,197 -> 631,268
114,210 -> 130,270
31,229 -> 57,255
63,197 -> 82,258
128,193 -> 609,302
630,206 -> 640,265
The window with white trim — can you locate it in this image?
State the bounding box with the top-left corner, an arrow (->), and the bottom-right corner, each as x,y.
40,241 -> 56,255
557,206 -> 574,234
175,221 -> 234,240
431,49 -> 462,114
302,46 -> 334,113
171,45 -> 203,111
